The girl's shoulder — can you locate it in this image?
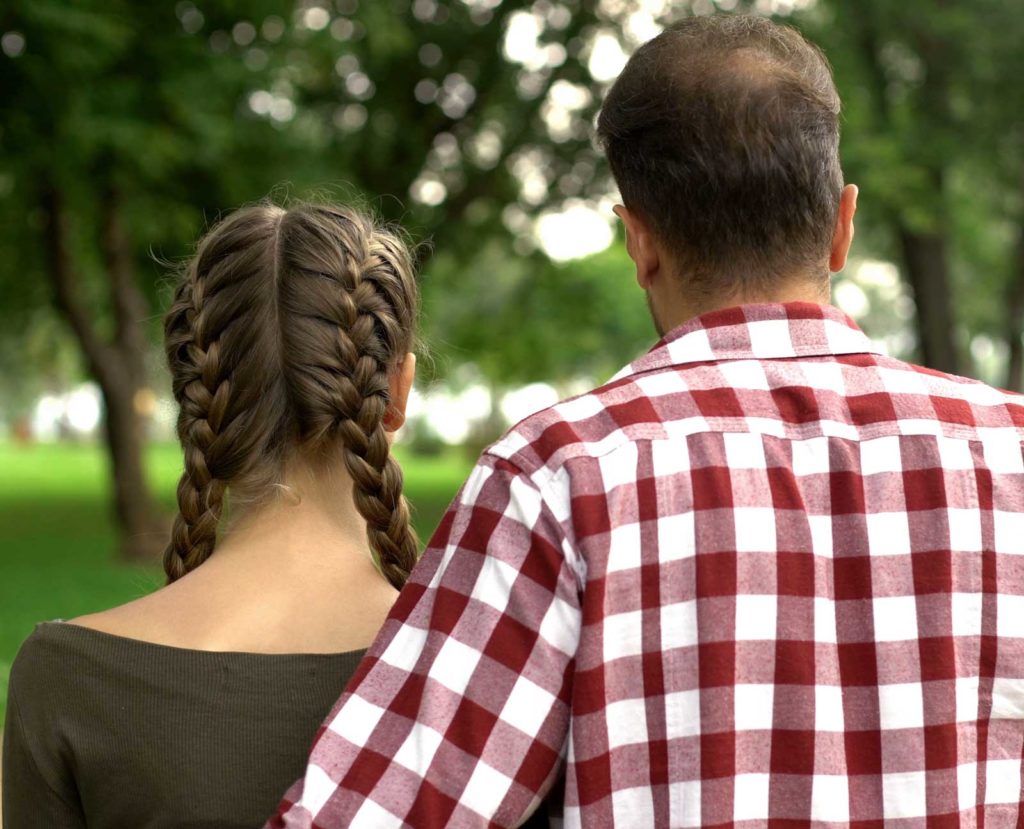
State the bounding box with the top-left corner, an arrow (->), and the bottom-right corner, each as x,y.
10,621 -> 83,683
6,622 -> 95,756
10,621 -> 114,693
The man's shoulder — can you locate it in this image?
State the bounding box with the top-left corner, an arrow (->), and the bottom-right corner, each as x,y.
483,353 -> 1024,482
880,354 -> 1024,427
483,371 -> 670,479
905,358 -> 1024,400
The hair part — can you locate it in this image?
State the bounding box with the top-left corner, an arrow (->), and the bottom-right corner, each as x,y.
162,202 -> 420,589
597,15 -> 843,297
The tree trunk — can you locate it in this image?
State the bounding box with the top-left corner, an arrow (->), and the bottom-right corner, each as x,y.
846,5 -> 962,377
42,184 -> 164,563
898,229 -> 961,375
100,370 -> 164,559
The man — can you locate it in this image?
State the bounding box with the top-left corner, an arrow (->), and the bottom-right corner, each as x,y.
271,15 -> 1024,827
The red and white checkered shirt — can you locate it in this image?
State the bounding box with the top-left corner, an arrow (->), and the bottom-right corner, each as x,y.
269,302 -> 1024,828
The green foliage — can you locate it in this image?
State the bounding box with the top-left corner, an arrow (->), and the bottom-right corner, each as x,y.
0,0 -> 630,403
3,0 -> 1024,402
795,0 -> 1024,378
423,240 -> 653,385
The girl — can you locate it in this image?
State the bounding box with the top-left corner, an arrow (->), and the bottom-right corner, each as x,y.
3,203 -> 420,828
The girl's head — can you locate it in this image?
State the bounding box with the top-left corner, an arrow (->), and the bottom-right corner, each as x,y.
163,202 -> 419,589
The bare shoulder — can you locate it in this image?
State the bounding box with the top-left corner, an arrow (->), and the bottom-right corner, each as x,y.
67,569 -> 247,651
68,584 -> 178,644
69,563 -> 399,655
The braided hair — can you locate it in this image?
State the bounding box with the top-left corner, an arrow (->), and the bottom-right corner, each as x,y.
162,203 -> 420,589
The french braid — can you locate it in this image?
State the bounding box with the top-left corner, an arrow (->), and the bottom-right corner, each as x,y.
161,203 -> 419,588
162,207 -> 289,581
278,206 -> 419,589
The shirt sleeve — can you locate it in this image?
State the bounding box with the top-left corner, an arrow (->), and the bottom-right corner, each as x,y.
3,677 -> 86,829
267,453 -> 582,828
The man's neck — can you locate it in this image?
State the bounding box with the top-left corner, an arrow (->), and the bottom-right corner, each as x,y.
651,277 -> 832,337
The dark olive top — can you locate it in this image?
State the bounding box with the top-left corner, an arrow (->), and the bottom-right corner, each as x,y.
2,622 -> 364,829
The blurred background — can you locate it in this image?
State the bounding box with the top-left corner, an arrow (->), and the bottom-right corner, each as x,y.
1,0 -> 1023,725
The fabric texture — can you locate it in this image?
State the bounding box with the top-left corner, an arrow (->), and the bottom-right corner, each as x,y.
3,621 -> 364,829
269,302 -> 1024,828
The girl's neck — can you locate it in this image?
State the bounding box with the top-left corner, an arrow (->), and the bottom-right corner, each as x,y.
72,461 -> 400,655
215,461 -> 373,573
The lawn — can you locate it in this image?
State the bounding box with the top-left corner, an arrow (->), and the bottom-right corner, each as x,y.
0,441 -> 473,727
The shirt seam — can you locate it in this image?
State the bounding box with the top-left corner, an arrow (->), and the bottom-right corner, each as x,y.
490,422 -> 1024,480
480,452 -> 584,591
6,679 -> 82,811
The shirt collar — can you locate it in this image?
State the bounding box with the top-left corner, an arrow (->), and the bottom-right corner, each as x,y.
611,302 -> 881,382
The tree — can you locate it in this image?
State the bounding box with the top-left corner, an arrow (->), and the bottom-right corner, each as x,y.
0,0 -> 290,559
7,0 -> 1022,568
795,1 -> 967,374
0,0 -> 623,558
796,0 -> 1024,387
963,0 -> 1024,391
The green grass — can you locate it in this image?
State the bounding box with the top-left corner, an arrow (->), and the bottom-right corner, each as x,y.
0,441 -> 473,726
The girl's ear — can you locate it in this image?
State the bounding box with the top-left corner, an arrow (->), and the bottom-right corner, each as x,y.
384,353 -> 416,432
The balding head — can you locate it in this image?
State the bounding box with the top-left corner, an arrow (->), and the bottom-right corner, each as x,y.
597,15 -> 843,299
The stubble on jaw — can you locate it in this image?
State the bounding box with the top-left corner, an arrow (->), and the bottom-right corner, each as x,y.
646,290 -> 666,338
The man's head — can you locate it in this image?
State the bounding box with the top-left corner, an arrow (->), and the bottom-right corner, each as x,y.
597,15 -> 856,327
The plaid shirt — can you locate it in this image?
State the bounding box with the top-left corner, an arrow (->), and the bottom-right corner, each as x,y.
269,302 -> 1024,828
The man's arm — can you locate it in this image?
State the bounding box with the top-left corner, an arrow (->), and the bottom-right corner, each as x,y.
269,453 -> 582,828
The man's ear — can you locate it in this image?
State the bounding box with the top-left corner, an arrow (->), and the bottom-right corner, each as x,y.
829,184 -> 859,273
384,353 -> 416,432
613,204 -> 661,289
